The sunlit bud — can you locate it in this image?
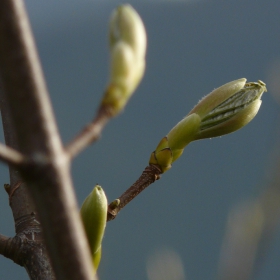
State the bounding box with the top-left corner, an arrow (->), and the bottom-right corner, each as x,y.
167,113 -> 201,160
149,79 -> 266,173
192,79 -> 267,139
80,185 -> 108,273
149,137 -> 173,173
188,78 -> 247,118
109,4 -> 146,60
102,5 -> 147,116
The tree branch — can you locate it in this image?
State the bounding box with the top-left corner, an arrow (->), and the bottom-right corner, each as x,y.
0,0 -> 95,279
107,164 -> 162,221
0,143 -> 25,166
66,106 -> 112,159
0,234 -> 10,257
0,76 -> 54,279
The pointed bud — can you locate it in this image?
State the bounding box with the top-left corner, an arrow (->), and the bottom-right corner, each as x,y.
149,79 -> 266,173
102,5 -> 147,116
109,5 -> 146,60
188,78 -> 247,118
193,79 -> 267,139
80,185 -> 108,273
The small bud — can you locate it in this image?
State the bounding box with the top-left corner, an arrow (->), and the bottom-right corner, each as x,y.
109,198 -> 120,210
149,79 -> 266,173
102,5 -> 147,116
80,185 -> 108,273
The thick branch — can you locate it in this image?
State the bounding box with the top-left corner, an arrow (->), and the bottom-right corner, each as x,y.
0,1 -> 94,279
0,78 -> 54,279
0,231 -> 54,280
107,164 -> 162,221
0,234 -> 10,257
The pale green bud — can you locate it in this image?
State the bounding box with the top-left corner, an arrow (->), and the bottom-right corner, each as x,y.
102,5 -> 147,115
109,5 -> 146,60
193,79 -> 267,139
149,137 -> 173,173
149,79 -> 266,173
149,114 -> 201,173
167,113 -> 201,159
188,78 -> 247,118
80,185 -> 108,273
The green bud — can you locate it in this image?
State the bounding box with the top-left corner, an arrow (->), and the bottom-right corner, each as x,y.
149,138 -> 173,173
167,113 -> 201,158
80,185 -> 108,273
193,79 -> 267,139
188,78 -> 247,118
109,5 -> 146,59
149,79 -> 266,173
102,5 -> 147,116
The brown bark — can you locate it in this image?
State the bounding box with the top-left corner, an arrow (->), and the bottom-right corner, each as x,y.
107,164 -> 162,221
0,0 -> 95,279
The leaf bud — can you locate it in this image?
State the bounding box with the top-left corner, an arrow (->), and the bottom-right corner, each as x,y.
149,79 -> 267,173
102,5 -> 147,116
80,185 -> 108,273
193,79 -> 267,139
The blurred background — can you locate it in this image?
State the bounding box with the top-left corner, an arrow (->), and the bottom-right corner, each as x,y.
1,0 -> 280,279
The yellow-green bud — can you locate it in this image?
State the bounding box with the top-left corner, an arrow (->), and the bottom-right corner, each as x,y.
167,113 -> 201,161
80,185 -> 108,273
109,5 -> 146,60
102,5 -> 147,115
149,79 -> 267,173
192,79 -> 267,139
188,78 -> 247,118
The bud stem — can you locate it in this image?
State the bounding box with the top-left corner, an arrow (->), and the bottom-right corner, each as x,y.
107,164 -> 162,221
66,106 -> 112,159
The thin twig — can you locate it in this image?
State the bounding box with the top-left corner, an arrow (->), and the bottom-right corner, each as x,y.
0,143 -> 25,166
107,164 -> 162,221
65,106 -> 112,159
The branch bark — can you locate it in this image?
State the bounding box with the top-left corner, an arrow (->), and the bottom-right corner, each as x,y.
107,164 -> 162,221
66,107 -> 111,159
0,0 -> 95,279
0,143 -> 25,166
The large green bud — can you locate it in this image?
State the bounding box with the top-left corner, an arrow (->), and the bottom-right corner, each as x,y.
102,4 -> 147,116
149,79 -> 267,173
80,185 -> 108,273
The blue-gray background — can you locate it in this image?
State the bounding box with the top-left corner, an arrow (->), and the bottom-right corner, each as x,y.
1,0 -> 280,279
